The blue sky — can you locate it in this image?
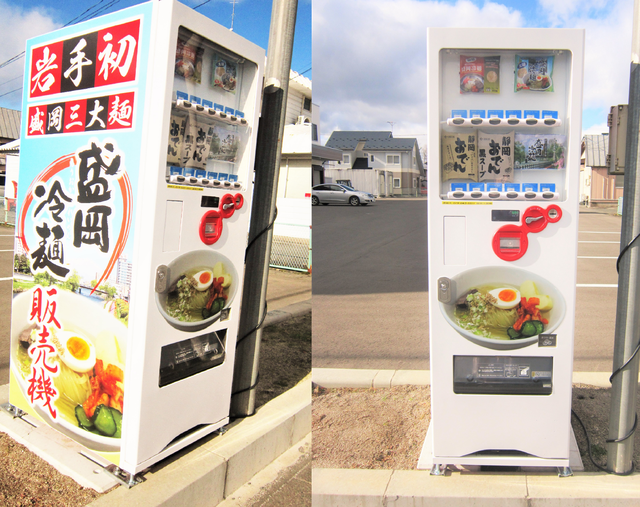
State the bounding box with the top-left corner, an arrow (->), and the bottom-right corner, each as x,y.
0,0 -> 311,111
313,0 -> 634,145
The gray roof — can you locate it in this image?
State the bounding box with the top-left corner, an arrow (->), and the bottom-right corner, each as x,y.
0,107 -> 21,140
583,134 -> 608,168
326,131 -> 417,151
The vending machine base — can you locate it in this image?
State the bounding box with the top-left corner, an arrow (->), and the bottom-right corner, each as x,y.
417,423 -> 583,474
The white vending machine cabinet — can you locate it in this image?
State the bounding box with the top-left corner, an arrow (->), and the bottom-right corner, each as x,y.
10,0 -> 264,475
420,28 -> 584,472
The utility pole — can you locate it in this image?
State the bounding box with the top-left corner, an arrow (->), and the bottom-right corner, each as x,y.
230,0 -> 298,417
607,0 -> 640,474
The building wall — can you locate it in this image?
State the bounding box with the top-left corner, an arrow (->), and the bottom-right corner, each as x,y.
591,167 -> 623,201
278,157 -> 311,199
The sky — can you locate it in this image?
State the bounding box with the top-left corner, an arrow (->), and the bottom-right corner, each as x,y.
0,0 -> 311,111
313,0 -> 635,147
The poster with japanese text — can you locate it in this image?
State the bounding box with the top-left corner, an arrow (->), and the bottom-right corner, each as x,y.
9,2 -> 153,460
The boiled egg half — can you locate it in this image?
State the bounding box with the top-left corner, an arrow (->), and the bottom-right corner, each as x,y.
57,330 -> 96,374
488,287 -> 521,310
193,269 -> 214,291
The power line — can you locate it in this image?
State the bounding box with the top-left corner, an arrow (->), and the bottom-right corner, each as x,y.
0,87 -> 22,99
0,0 -> 122,72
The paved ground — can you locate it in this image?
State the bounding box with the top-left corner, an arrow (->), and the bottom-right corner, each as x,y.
313,199 -> 623,372
312,199 -> 429,370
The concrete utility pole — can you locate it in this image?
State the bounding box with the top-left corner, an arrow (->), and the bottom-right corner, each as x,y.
230,0 -> 298,417
607,0 -> 640,474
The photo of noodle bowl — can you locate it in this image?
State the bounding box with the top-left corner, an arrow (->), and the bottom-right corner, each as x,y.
11,288 -> 127,452
156,250 -> 238,332
439,266 -> 566,350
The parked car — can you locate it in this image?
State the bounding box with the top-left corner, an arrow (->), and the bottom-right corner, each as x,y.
312,184 -> 376,206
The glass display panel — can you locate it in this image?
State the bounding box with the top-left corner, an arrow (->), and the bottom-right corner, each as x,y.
166,27 -> 257,188
438,48 -> 572,202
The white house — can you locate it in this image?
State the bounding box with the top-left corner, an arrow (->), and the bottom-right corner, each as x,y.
324,131 -> 425,197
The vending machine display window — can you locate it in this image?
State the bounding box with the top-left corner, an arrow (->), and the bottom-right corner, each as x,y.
439,49 -> 572,203
166,27 -> 256,189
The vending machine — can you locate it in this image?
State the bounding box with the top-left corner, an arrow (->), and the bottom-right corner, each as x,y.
9,0 -> 264,476
419,28 -> 584,474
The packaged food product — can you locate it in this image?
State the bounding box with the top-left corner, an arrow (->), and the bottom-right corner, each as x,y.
514,133 -> 566,170
478,131 -> 514,182
483,56 -> 500,94
442,132 -> 478,182
460,55 -> 500,94
212,55 -> 238,94
175,38 -> 204,84
460,56 -> 484,93
515,55 -> 554,92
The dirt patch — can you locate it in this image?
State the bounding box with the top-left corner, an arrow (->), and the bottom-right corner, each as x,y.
312,383 -> 640,473
255,313 -> 312,409
0,312 -> 311,506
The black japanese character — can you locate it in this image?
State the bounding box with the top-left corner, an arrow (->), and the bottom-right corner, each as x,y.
31,223 -> 69,278
34,181 -> 72,223
73,205 -> 112,253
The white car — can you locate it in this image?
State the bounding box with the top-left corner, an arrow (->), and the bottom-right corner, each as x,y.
312,184 -> 376,206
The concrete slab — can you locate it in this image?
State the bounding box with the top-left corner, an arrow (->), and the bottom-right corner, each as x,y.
391,369 -> 430,386
217,433 -> 310,506
312,368 -> 378,388
372,370 -> 395,388
203,375 -> 311,497
312,468 -> 393,507
386,470 -> 528,507
526,473 -> 640,506
0,384 -> 120,493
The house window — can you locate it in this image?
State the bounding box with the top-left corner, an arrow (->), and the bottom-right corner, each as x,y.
312,124 -> 318,142
371,154 -> 375,162
387,154 -> 400,165
413,178 -> 417,188
343,154 -> 350,164
303,98 -> 311,111
393,178 -> 401,188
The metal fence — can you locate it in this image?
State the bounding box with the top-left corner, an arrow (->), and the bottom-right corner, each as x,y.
269,223 -> 311,272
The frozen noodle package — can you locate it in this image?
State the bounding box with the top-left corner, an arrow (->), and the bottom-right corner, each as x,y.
515,55 -> 554,92
442,131 -> 478,182
478,131 -> 514,182
460,55 -> 500,94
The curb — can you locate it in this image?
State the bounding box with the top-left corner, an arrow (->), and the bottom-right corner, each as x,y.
312,368 -> 619,389
312,468 -> 640,506
88,374 -> 311,506
264,300 -> 311,328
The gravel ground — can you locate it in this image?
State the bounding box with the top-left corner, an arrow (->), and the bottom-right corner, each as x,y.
0,312 -> 311,506
312,383 -> 640,473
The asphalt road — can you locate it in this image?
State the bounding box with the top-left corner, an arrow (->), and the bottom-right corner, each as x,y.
312,198 -> 622,372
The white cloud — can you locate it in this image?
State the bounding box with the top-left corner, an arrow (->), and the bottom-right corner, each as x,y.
582,121 -> 609,136
314,0 -> 635,143
0,1 -> 59,109
314,0 -> 523,141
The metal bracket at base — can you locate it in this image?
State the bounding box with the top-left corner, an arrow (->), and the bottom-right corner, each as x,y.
103,464 -> 145,488
430,464 -> 448,476
557,466 -> 573,477
0,402 -> 27,418
216,425 -> 228,435
80,452 -> 145,489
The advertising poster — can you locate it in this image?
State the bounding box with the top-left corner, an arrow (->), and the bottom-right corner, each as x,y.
9,3 -> 152,462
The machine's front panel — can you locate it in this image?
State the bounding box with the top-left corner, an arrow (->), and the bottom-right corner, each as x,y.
425,28 -> 584,466
119,0 -> 264,473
